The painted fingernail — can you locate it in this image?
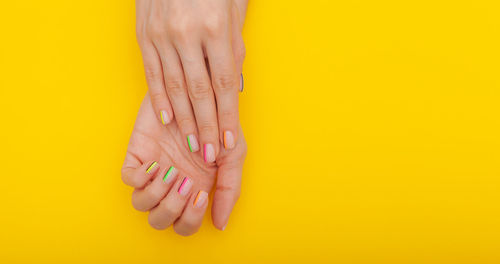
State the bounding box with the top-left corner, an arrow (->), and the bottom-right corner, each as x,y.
178,177 -> 193,196
163,166 -> 177,184
203,144 -> 215,163
160,110 -> 171,125
223,131 -> 235,149
239,73 -> 244,92
146,161 -> 158,174
193,190 -> 208,208
187,134 -> 199,152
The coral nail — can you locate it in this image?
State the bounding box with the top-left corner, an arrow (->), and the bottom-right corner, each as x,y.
193,191 -> 208,208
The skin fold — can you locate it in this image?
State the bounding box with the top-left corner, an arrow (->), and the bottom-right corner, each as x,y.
121,94 -> 247,235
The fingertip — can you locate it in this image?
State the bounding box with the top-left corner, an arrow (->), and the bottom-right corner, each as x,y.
160,110 -> 172,125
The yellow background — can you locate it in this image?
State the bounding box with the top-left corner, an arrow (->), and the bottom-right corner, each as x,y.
1,0 -> 499,263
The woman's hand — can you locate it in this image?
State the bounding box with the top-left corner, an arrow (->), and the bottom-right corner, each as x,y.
121,94 -> 247,235
135,0 -> 247,163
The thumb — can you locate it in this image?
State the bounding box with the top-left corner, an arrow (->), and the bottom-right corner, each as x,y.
211,160 -> 244,230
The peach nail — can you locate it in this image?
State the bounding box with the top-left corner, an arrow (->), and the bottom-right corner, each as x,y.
193,191 -> 208,208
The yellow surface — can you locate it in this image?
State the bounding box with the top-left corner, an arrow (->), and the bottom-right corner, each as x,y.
1,0 -> 499,263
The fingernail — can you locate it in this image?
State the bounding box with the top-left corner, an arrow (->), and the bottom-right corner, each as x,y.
160,110 -> 171,125
223,131 -> 235,149
222,225 -> 226,231
203,144 -> 215,163
193,190 -> 208,208
187,134 -> 199,152
163,166 -> 177,184
239,73 -> 244,92
146,161 -> 158,174
178,177 -> 193,196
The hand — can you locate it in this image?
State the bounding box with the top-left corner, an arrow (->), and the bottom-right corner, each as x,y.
135,0 -> 247,163
121,94 -> 247,235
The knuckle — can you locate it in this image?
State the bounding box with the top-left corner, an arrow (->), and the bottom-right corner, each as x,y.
165,78 -> 186,96
144,66 -> 163,84
204,14 -> 225,36
148,215 -> 167,230
146,189 -> 163,203
188,79 -> 212,100
122,173 -> 140,187
235,44 -> 246,62
160,201 -> 179,218
175,221 -> 198,236
136,26 -> 146,43
220,109 -> 238,122
176,116 -> 195,131
131,195 -> 147,212
213,73 -> 236,93
216,184 -> 241,202
149,90 -> 165,104
167,19 -> 192,39
147,23 -> 166,39
198,122 -> 219,135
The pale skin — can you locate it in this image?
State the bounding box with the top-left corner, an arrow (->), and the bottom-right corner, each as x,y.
121,94 -> 247,235
136,0 -> 248,162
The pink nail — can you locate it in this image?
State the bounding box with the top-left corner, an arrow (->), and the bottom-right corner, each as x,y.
178,177 -> 193,196
187,134 -> 199,152
223,131 -> 235,149
204,144 -> 215,163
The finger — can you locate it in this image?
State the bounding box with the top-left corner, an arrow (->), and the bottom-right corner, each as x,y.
121,159 -> 160,188
211,160 -> 244,231
131,165 -> 179,212
173,190 -> 209,236
205,38 -> 239,150
231,2 -> 246,75
178,46 -> 219,163
140,41 -> 173,125
157,44 -> 200,152
148,176 -> 194,230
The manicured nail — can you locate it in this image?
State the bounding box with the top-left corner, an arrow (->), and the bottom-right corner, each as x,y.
163,166 -> 177,184
160,110 -> 171,125
178,177 -> 193,196
146,161 -> 158,174
239,73 -> 244,92
187,134 -> 199,152
203,144 -> 215,163
193,190 -> 208,208
223,131 -> 235,149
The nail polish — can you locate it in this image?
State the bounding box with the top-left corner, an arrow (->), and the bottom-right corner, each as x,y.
146,161 -> 158,174
178,177 -> 193,196
223,131 -> 235,149
163,166 -> 176,183
239,73 -> 244,92
193,191 -> 208,208
187,134 -> 199,152
160,110 -> 170,125
204,143 -> 215,163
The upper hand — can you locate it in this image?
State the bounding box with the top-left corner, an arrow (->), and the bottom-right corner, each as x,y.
135,0 -> 246,163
